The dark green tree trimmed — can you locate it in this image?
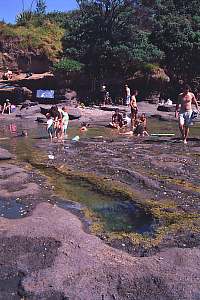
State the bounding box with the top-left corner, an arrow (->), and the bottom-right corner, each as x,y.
150,0 -> 200,81
62,0 -> 163,79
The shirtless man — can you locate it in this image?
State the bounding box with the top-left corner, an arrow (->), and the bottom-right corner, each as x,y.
175,84 -> 199,144
125,84 -> 131,106
130,90 -> 138,128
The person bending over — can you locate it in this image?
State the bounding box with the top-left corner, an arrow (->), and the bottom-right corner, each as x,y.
175,84 -> 199,144
46,113 -> 54,141
2,99 -> 11,115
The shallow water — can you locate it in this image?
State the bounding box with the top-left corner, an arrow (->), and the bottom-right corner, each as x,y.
40,168 -> 154,234
0,118 -> 199,233
0,198 -> 28,219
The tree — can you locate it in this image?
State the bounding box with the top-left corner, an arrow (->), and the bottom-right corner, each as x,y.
36,0 -> 47,15
16,10 -> 33,25
46,11 -> 77,28
150,0 -> 200,81
62,0 -> 163,79
52,58 -> 84,73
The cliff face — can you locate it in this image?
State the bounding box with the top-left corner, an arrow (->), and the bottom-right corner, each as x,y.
0,22 -> 64,74
0,34 -> 52,74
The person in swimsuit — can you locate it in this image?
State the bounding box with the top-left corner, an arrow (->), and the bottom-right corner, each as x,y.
61,106 -> 69,138
49,106 -> 62,139
130,90 -> 138,129
175,84 -> 199,144
46,113 -> 54,141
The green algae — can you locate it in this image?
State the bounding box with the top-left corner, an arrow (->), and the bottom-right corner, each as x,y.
0,119 -> 200,250
30,162 -> 154,235
28,159 -> 200,248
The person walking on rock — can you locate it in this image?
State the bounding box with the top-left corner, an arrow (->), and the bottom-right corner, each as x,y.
175,84 -> 199,144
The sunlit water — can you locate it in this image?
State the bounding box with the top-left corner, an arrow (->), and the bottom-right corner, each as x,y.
0,117 -> 199,232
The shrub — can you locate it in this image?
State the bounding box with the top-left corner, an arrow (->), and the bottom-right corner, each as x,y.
52,58 -> 84,73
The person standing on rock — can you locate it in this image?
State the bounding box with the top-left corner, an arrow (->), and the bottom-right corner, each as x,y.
100,84 -> 107,105
125,84 -> 131,106
61,106 -> 69,138
130,90 -> 138,129
175,84 -> 199,144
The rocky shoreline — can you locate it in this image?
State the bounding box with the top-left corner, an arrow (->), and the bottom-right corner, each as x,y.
0,103 -> 200,299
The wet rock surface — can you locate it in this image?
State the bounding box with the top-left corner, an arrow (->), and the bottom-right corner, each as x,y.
0,116 -> 200,299
37,133 -> 200,256
0,147 -> 13,160
1,203 -> 200,300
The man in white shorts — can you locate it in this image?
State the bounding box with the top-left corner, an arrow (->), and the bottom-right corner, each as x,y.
125,84 -> 131,106
175,84 -> 199,144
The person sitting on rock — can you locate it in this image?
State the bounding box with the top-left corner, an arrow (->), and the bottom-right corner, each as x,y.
2,99 -> 11,115
110,109 -> 123,129
134,113 -> 149,136
122,112 -> 131,127
4,68 -> 13,80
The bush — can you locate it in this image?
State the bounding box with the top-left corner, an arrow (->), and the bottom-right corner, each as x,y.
0,22 -> 64,61
52,58 -> 84,73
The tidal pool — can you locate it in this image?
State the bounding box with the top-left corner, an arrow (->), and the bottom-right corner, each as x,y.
0,198 -> 28,219
38,166 -> 155,234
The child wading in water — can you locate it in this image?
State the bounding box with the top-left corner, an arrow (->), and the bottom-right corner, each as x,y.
46,113 -> 54,141
61,106 -> 69,138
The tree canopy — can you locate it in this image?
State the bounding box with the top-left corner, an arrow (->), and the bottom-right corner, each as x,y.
5,0 -> 200,89
62,0 -> 163,78
150,0 -> 200,82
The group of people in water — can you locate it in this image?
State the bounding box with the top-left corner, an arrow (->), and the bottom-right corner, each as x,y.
110,109 -> 149,137
1,83 -> 199,144
46,105 -> 69,141
110,89 -> 149,136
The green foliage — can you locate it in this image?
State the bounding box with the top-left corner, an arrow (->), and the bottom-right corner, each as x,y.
62,0 -> 163,78
150,0 -> 200,80
141,63 -> 160,73
2,0 -> 200,85
36,0 -> 47,15
46,11 -> 76,28
16,10 -> 33,26
0,22 -> 64,60
52,58 -> 84,73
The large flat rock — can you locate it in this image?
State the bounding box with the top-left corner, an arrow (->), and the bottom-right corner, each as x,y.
0,148 -> 12,160
0,202 -> 200,299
